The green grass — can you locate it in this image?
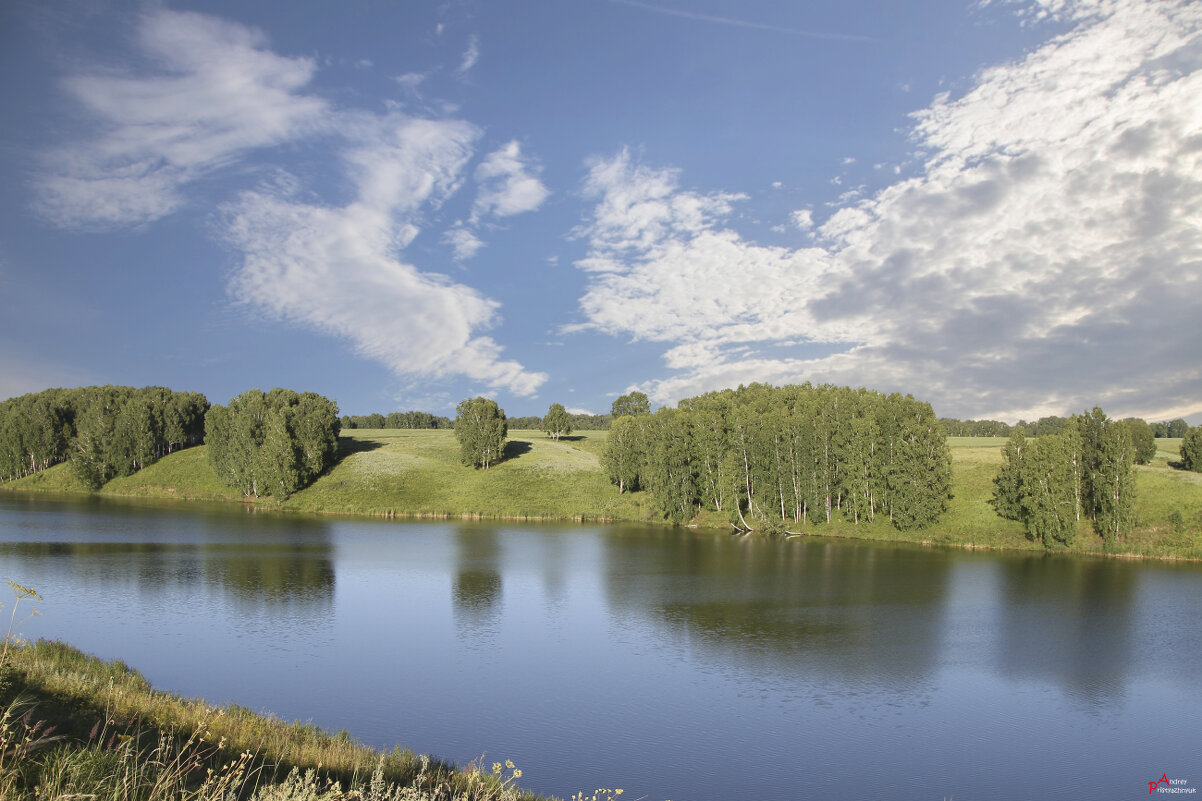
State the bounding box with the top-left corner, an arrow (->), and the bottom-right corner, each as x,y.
1,639 -> 543,800
280,430 -> 660,523
3,432 -> 1201,560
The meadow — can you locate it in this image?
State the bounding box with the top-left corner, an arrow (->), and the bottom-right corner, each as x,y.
3,430 -> 1201,560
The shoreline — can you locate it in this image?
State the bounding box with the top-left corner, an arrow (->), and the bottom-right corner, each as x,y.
2,430 -> 1199,563
3,483 -> 1199,565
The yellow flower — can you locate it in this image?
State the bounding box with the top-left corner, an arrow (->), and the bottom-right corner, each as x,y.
513,769 -> 522,779
492,762 -> 503,775
505,759 -> 515,770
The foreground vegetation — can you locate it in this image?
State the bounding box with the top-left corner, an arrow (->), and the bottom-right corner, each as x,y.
3,428 -> 1201,559
1,638 -> 541,800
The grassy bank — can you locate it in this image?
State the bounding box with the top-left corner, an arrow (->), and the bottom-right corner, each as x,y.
1,639 -> 542,800
3,431 -> 1201,559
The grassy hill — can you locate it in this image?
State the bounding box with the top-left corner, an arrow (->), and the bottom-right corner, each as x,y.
3,431 -> 1201,559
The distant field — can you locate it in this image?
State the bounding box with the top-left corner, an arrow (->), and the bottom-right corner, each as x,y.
3,431 -> 1200,559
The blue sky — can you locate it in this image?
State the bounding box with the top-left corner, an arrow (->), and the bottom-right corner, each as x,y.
1,0 -> 1199,423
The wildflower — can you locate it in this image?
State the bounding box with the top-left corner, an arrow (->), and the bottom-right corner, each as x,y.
492,762 -> 503,775
513,769 -> 523,779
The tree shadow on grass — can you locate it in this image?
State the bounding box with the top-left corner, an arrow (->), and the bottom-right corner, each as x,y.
335,437 -> 384,464
503,440 -> 533,461
555,434 -> 587,442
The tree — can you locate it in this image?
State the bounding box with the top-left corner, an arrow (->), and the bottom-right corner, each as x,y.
611,391 -> 650,418
454,397 -> 507,469
601,415 -> 645,493
1167,418 -> 1190,438
1121,418 -> 1156,465
1020,434 -> 1079,547
991,425 -> 1027,521
542,403 -> 572,440
1181,427 -> 1202,472
1094,419 -> 1136,545
205,388 -> 340,497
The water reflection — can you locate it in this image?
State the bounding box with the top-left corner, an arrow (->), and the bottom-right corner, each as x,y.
0,496 -> 335,611
994,555 -> 1136,706
600,529 -> 953,692
451,526 -> 503,640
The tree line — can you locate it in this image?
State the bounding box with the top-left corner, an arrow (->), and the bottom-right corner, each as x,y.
992,407 -> 1143,548
0,386 -> 208,488
340,411 -> 451,430
507,411 -> 612,431
601,384 -> 953,532
940,414 -> 1188,440
206,389 -> 341,499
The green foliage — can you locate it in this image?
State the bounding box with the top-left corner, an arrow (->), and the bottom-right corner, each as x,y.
341,411 -> 451,430
205,389 -> 341,498
991,426 -> 1027,520
1165,418 -> 1190,438
601,416 -> 646,494
610,391 -> 650,418
1182,427 -> 1202,472
1121,418 -> 1156,464
606,383 -> 953,532
0,386 -> 207,488
454,397 -> 507,470
541,403 -> 572,440
989,406 -> 1139,547
1020,434 -> 1080,547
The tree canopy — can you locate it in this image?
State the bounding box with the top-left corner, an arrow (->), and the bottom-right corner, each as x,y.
541,403 -> 572,440
603,383 -> 952,531
0,386 -> 208,489
205,388 -> 340,499
454,397 -> 507,470
611,391 -> 651,418
991,406 -> 1137,547
1182,427 -> 1202,473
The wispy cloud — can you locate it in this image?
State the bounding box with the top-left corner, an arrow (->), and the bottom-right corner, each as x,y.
457,34 -> 480,74
574,0 -> 1202,421
608,0 -> 875,42
224,114 -> 547,396
39,9 -> 546,397
35,10 -> 327,230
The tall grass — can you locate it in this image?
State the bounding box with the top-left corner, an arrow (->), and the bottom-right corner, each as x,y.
0,639 -> 542,801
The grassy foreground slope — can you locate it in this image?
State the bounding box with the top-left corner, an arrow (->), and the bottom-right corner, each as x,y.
1,639 -> 541,801
3,431 -> 1201,559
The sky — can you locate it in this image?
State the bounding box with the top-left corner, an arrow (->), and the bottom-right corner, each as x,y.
1,0 -> 1199,423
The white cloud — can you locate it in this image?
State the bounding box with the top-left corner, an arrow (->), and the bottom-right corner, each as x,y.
472,141 -> 550,220
572,0 -> 1202,421
445,225 -> 486,260
790,209 -> 814,230
457,35 -> 480,74
224,114 -> 546,396
35,9 -> 327,229
38,9 -> 546,397
394,71 -> 429,92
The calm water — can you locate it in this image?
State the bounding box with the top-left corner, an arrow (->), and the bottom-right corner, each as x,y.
1,493 -> 1199,800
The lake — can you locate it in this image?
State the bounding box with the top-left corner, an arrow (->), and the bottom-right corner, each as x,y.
1,493 -> 1199,800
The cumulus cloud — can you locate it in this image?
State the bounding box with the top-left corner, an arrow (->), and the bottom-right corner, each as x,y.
472,141 -> 550,220
35,9 -> 327,229
39,9 -> 545,396
444,225 -> 486,260
572,0 -> 1202,420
